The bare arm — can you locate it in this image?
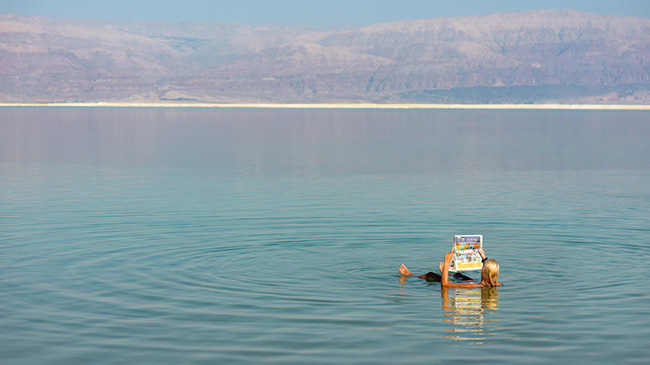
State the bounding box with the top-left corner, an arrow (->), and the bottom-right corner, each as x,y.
441,250 -> 481,288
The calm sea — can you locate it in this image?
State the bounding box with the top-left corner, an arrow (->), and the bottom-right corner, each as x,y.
1,108 -> 649,364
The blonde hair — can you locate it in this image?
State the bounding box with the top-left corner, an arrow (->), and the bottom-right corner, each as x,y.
481,259 -> 499,287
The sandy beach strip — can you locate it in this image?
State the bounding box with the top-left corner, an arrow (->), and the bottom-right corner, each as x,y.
1,102 -> 649,110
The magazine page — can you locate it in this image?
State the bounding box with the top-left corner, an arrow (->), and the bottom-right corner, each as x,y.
449,235 -> 483,272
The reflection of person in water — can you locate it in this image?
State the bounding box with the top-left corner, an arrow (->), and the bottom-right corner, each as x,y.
398,248 -> 501,287
440,286 -> 499,342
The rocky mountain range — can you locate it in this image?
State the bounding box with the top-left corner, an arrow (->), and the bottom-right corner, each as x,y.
1,10 -> 649,103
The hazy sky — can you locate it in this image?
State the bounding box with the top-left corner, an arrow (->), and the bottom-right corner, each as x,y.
2,0 -> 649,26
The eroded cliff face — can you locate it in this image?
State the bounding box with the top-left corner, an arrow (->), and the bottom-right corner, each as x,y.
1,10 -> 649,103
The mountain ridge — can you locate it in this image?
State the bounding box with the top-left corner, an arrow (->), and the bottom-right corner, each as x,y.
1,10 -> 649,103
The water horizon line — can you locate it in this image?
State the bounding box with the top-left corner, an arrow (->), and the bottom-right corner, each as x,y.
1,102 -> 649,110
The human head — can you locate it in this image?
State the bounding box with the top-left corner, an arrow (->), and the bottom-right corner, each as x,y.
481,259 -> 499,287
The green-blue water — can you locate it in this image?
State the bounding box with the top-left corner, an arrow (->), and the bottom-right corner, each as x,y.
1,108 -> 649,363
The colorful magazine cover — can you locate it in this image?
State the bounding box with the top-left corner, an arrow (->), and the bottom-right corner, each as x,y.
449,235 -> 483,272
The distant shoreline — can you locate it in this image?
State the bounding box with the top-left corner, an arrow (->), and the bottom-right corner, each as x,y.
1,103 -> 649,110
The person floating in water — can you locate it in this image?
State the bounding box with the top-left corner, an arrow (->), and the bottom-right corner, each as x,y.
399,248 -> 501,287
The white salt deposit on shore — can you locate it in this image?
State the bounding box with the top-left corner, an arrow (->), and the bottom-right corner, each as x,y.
1,103 -> 649,110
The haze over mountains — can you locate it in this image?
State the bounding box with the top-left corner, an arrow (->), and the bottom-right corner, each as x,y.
1,10 -> 649,104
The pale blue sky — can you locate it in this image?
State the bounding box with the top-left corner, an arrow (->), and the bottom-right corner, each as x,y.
2,0 -> 649,26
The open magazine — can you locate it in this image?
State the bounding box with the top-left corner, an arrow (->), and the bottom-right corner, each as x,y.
449,235 -> 483,272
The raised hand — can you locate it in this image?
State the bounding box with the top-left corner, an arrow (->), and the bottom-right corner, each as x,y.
444,250 -> 453,263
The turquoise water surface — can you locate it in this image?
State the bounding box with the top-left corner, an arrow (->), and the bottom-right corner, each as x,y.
1,108 -> 649,363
